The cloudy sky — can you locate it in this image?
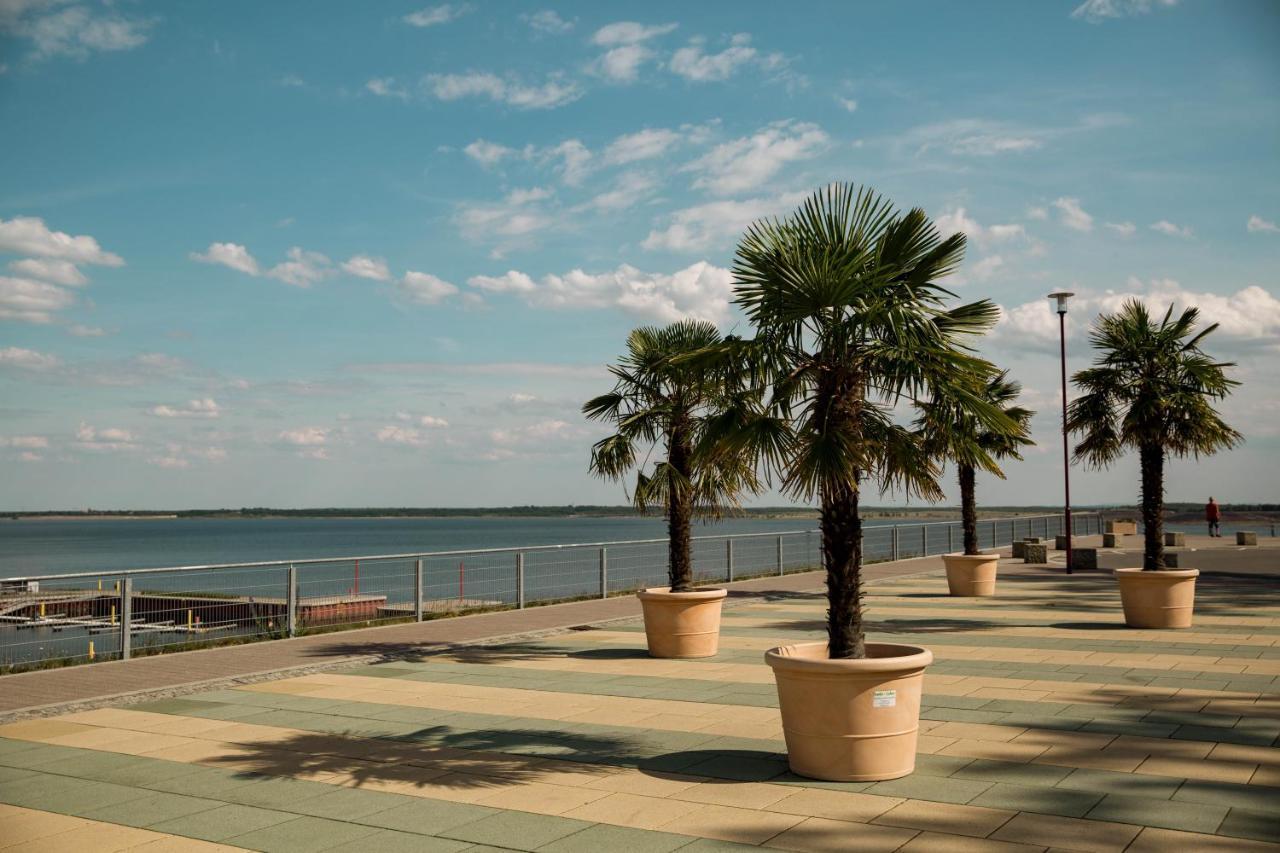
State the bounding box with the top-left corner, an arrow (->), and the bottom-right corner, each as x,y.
1,0 -> 1277,510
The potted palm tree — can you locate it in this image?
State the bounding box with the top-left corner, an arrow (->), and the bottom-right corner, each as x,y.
733,183 -> 1008,780
1068,301 -> 1241,628
918,369 -> 1034,596
584,320 -> 763,658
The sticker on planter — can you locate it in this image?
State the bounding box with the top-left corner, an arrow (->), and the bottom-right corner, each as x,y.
872,689 -> 897,708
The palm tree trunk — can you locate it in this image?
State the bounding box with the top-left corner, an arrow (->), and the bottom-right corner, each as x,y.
1140,442 -> 1165,570
667,425 -> 694,592
959,463 -> 978,556
822,478 -> 865,659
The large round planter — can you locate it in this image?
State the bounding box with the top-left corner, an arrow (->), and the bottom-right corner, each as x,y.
636,587 -> 727,658
942,553 -> 999,596
1115,568 -> 1199,629
764,641 -> 933,781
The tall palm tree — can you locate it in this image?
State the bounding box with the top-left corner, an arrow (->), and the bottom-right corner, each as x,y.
733,183 -> 1011,659
916,369 -> 1034,556
583,320 -> 764,592
1067,300 -> 1241,570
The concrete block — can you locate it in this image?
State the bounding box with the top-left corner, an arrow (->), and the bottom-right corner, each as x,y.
1024,543 -> 1049,564
1012,541 -> 1027,558
1236,531 -> 1257,546
1024,537 -> 1042,544
1107,520 -> 1138,535
1164,532 -> 1186,546
1165,552 -> 1179,568
1102,533 -> 1118,548
1070,548 -> 1098,571
1055,535 -> 1070,550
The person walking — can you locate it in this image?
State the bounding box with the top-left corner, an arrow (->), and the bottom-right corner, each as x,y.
1206,497 -> 1222,538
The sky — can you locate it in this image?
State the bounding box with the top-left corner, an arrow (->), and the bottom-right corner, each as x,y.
1,0 -> 1278,511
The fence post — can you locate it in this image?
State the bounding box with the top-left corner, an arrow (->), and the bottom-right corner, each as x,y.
119,577 -> 132,661
516,552 -> 525,609
947,525 -> 954,553
991,520 -> 998,547
599,547 -> 608,598
922,525 -> 928,556
414,559 -> 423,622
286,564 -> 297,637
891,526 -> 899,561
726,539 -> 734,582
776,535 -> 784,576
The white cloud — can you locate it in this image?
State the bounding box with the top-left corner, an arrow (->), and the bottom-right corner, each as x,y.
376,425 -> 430,446
7,258 -> 87,286
900,119 -> 1052,158
602,128 -> 681,165
835,96 -> 858,113
1072,0 -> 1178,24
279,427 -> 328,445
543,139 -> 592,185
933,208 -> 1026,247
1027,206 -> 1048,220
150,398 -> 221,419
1150,220 -> 1193,238
1105,221 -> 1137,237
524,10 -> 574,34
190,242 -> 260,275
1052,197 -> 1094,232
583,171 -> 658,212
594,44 -> 653,83
455,188 -> 553,252
642,191 -> 809,252
365,77 -> 409,100
1247,215 -> 1279,235
425,71 -> 581,110
397,271 -> 459,305
0,216 -> 123,265
420,415 -> 450,428
266,247 -> 334,287
670,33 -> 758,82
463,139 -> 514,167
687,120 -> 828,196
403,4 -> 472,27
591,21 -> 677,46
7,4 -> 152,61
0,435 -> 48,449
0,346 -> 60,371
490,419 -> 581,447
509,393 -> 538,405
967,255 -> 1005,281
68,324 -> 107,337
75,422 -> 136,451
341,254 -> 391,281
0,275 -> 76,323
467,261 -> 736,326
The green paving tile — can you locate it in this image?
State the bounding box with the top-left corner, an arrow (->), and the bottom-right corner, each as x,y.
1086,793 -> 1227,834
149,802 -> 298,841
1172,780 -> 1280,813
327,828 -> 473,852
1172,725 -> 1274,746
92,756 -> 211,788
1219,808 -> 1280,844
226,815 -> 382,852
358,798 -> 498,834
218,775 -> 337,810
912,754 -> 975,777
951,758 -> 1073,787
921,707 -> 1008,724
0,737 -> 43,756
34,750 -> 142,779
440,811 -> 594,851
0,771 -> 150,814
0,765 -> 37,783
140,766 -> 262,798
284,786 -> 418,821
1057,768 -> 1182,799
536,824 -> 693,853
673,840 -> 761,851
668,753 -> 787,782
0,743 -> 86,769
79,791 -> 223,827
865,773 -> 992,804
968,782 -> 1103,818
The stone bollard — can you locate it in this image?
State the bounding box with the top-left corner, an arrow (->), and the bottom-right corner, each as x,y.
1070,548 -> 1098,571
1054,535 -> 1070,550
1024,543 -> 1049,564
1025,537 -> 1041,544
1165,552 -> 1179,568
1012,541 -> 1027,558
1237,531 -> 1258,546
1164,532 -> 1186,546
1103,533 -> 1118,548
1107,520 -> 1137,535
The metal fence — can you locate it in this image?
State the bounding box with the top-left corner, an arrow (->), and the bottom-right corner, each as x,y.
0,511 -> 1099,673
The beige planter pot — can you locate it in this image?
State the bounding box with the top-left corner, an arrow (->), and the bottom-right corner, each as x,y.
1115,568 -> 1199,629
942,553 -> 999,596
636,587 -> 727,658
765,641 -> 933,781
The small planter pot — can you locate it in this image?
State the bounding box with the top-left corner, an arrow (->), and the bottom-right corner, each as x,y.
942,553 -> 999,596
636,587 -> 727,658
1114,568 -> 1199,629
765,641 -> 933,781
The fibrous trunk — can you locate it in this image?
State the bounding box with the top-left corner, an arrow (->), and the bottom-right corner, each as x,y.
959,463 -> 978,556
822,478 -> 864,659
667,425 -> 694,591
1139,442 -> 1165,570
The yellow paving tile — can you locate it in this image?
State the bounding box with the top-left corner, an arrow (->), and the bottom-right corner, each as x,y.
937,739 -> 1048,763
762,816 -> 919,852
675,780 -> 793,810
872,799 -> 1016,838
0,719 -> 97,742
896,831 -> 1047,852
929,722 -> 1026,743
562,792 -> 703,830
3,821 -> 164,853
1124,826 -> 1280,852
471,780 -> 609,814
0,806 -> 92,848
765,788 -> 903,823
582,770 -> 705,797
1136,755 -> 1258,784
990,813 -> 1141,853
660,802 -> 804,845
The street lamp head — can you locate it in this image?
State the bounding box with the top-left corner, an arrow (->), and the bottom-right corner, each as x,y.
1048,291 -> 1074,314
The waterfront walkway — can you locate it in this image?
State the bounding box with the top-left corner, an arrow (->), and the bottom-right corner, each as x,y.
2,536 -> 1278,851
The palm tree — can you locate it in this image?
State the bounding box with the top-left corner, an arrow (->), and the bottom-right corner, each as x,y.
916,369 -> 1034,556
733,183 -> 1010,659
1067,300 -> 1241,570
583,320 -> 764,592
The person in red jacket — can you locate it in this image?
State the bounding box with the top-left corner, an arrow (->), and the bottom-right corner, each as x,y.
1206,497 -> 1222,538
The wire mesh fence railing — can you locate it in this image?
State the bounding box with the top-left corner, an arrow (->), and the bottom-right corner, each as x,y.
0,512 -> 1097,673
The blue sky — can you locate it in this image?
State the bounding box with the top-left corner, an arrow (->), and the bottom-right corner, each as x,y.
1,0 -> 1278,510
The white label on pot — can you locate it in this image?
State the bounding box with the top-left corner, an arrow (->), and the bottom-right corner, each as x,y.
873,689 -> 896,708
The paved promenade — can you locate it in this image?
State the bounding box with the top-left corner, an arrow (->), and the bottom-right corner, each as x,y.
1,539 -> 1278,851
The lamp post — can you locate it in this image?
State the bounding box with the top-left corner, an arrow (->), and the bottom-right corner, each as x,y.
1049,292 -> 1074,574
